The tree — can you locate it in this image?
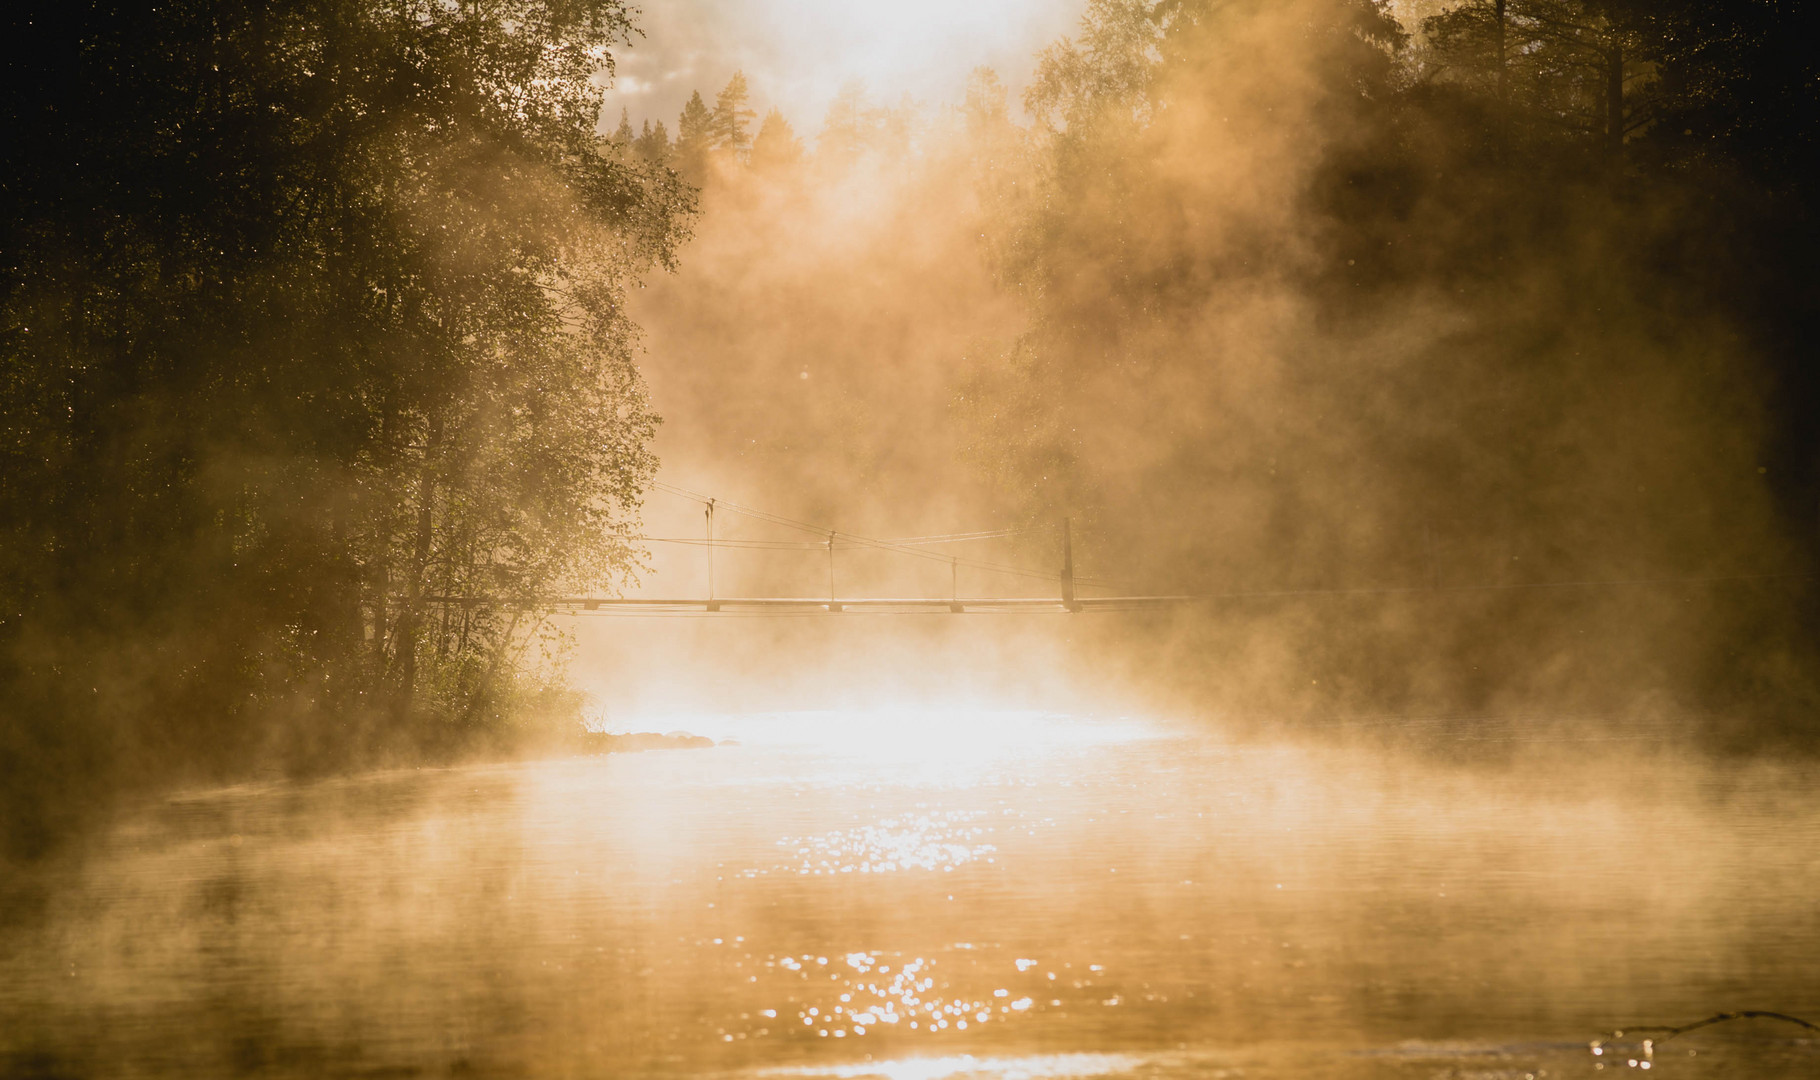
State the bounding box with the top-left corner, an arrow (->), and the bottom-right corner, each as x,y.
1424,0 -> 1656,156
676,90 -> 716,178
712,71 -> 758,154
635,118 -> 673,165
819,81 -> 885,163
750,108 -> 804,170
1025,0 -> 1163,134
964,67 -> 1012,132
1635,0 -> 1820,180
965,0 -> 1820,743
0,0 -> 696,859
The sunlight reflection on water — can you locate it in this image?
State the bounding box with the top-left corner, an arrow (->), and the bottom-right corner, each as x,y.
763,810 -> 997,876
760,1051 -> 1147,1080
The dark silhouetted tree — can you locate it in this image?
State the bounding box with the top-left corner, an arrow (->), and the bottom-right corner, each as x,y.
1425,0 -> 1656,157
0,0 -> 696,860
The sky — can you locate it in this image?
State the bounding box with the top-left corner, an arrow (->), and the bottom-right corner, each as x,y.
600,0 -> 1092,139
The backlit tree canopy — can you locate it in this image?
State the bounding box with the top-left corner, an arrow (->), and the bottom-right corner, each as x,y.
0,0 -> 694,855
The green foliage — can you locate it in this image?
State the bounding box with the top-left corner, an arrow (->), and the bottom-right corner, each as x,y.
0,0 -> 695,858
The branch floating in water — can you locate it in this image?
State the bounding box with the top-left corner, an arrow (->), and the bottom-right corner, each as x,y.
1591,1010 -> 1820,1063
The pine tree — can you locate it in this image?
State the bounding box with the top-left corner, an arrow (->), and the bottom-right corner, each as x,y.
634,119 -> 672,165
676,90 -> 715,177
711,71 -> 758,153
1423,0 -> 1651,157
750,107 -> 804,170
819,81 -> 878,163
614,107 -> 635,146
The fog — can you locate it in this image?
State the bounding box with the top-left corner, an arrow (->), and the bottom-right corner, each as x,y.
3,0 -> 1819,1075
569,0 -> 1816,748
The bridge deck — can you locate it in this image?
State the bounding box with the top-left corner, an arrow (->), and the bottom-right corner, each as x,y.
423,596 -> 1199,614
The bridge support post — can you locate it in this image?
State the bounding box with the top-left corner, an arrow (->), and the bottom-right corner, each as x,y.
1062,517 -> 1080,612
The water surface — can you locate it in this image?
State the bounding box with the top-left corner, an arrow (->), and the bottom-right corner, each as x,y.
4,709 -> 1817,1078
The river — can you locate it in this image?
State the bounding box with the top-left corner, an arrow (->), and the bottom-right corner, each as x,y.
3,708 -> 1818,1078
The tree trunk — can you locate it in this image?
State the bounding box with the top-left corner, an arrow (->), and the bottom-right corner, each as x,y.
463,609 -> 524,728
369,401 -> 395,680
1495,0 -> 1507,103
1494,0 -> 1509,158
391,477 -> 435,725
1606,42 -> 1624,158
392,415 -> 442,726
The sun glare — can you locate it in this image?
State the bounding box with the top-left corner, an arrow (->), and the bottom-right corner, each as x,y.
606,0 -> 1085,134
613,707 -> 1153,776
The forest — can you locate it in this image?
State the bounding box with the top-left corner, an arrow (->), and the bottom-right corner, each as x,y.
0,0 -> 694,859
634,0 -> 1820,745
4,0 -> 1818,864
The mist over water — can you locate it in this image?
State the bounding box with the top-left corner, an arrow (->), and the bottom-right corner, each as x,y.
5,711 -> 1818,1078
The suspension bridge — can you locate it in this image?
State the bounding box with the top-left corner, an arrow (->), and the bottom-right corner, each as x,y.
424,481 -> 1809,617
440,481 -> 1122,616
